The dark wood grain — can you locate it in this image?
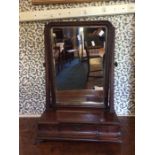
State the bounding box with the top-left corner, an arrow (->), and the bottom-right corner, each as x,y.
55,89 -> 104,107
37,109 -> 121,143
20,117 -> 135,155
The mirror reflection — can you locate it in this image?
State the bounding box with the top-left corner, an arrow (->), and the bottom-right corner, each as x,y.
51,26 -> 107,106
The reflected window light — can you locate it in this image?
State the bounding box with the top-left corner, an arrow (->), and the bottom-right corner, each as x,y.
77,35 -> 81,41
79,27 -> 84,32
53,33 -> 56,37
91,41 -> 95,46
98,30 -> 104,37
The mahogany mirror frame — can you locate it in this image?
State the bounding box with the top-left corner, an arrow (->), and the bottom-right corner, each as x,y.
44,20 -> 115,112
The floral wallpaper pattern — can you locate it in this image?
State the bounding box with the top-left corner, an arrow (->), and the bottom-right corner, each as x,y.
19,0 -> 135,115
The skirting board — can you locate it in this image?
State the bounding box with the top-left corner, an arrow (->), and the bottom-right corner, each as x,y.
19,3 -> 135,22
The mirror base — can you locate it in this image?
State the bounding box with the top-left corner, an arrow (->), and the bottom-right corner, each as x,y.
36,109 -> 122,143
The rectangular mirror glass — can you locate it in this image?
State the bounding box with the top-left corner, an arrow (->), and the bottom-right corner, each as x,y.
50,26 -> 107,106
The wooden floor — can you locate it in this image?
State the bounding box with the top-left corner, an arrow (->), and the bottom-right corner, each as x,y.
19,116 -> 135,155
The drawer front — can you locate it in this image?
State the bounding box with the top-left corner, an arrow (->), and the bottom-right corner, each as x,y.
38,123 -> 58,131
99,125 -> 121,139
58,123 -> 97,139
59,124 -> 97,132
38,123 -> 121,140
100,125 -> 120,132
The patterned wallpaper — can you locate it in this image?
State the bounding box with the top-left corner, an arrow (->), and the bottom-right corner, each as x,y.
19,0 -> 135,115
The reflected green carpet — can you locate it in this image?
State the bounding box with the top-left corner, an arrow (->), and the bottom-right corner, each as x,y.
56,59 -> 88,90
